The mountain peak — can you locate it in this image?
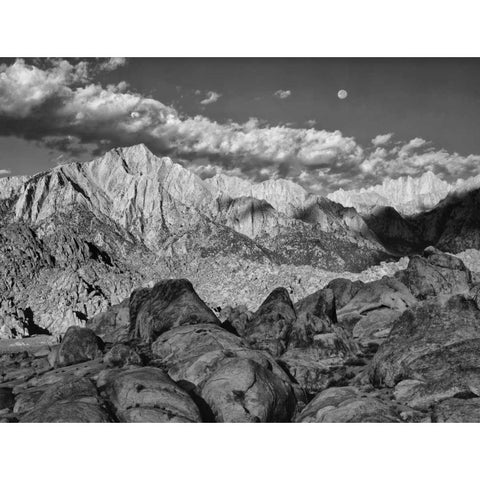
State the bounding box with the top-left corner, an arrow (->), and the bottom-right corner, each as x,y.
205,174 -> 308,214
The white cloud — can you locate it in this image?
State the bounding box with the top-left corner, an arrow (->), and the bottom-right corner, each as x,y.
371,133 -> 393,146
274,89 -> 291,99
0,169 -> 11,175
99,58 -> 127,71
398,137 -> 428,155
305,119 -> 316,127
200,91 -> 221,105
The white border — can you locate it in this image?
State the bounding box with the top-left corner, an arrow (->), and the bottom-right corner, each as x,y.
2,1 -> 480,479
1,0 -> 480,57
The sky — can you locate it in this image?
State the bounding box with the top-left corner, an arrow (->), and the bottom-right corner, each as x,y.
1,57 -> 480,193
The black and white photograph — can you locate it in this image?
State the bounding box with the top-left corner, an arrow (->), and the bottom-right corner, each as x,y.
1,1 -> 479,478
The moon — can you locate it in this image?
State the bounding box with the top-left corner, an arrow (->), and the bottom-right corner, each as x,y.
338,89 -> 348,100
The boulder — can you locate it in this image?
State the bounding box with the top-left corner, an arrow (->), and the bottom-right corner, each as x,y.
103,367 -> 202,423
280,289 -> 359,395
129,279 -> 220,342
221,305 -> 252,333
325,278 -> 365,310
54,326 -> 104,367
200,358 -> 296,422
90,298 -> 130,343
432,398 -> 480,423
337,277 -> 416,347
13,387 -> 48,415
20,378 -> 111,423
294,287 -> 337,327
0,387 -> 14,411
469,283 -> 480,310
295,386 -> 425,423
151,323 -> 295,391
21,401 -> 111,423
241,287 -> 296,356
370,295 -> 480,408
103,343 -> 142,368
395,247 -> 473,299
352,308 -> 403,348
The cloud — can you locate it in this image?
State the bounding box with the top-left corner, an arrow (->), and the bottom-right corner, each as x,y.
274,89 -> 291,99
1,58 -> 480,194
371,133 -> 393,146
398,137 -> 428,155
99,57 -> 127,72
305,119 -> 316,128
0,169 -> 11,176
200,91 -> 221,105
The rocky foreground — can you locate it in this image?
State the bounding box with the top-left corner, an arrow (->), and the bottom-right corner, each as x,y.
1,246 -> 480,422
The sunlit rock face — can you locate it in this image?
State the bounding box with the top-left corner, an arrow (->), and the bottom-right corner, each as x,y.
328,171 -> 453,215
0,175 -> 29,200
13,145 -> 218,249
205,173 -> 309,215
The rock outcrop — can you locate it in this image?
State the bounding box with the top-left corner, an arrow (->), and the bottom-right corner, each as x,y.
395,247 -> 473,299
295,386 -> 425,423
370,295 -> 480,408
20,378 -> 111,423
54,327 -> 104,368
281,288 -> 359,395
103,367 -> 202,423
201,358 -> 296,422
234,287 -> 296,356
129,279 -> 220,342
432,398 -> 480,423
337,277 -> 417,347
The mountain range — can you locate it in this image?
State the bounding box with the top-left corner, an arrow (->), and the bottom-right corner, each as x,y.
328,170 -> 480,215
1,144 -> 479,338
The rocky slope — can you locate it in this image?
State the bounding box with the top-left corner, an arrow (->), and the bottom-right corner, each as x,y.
364,187 -> 480,255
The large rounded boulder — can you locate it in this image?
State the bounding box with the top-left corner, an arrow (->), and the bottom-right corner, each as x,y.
102,367 -> 202,423
200,358 -> 296,422
129,279 -> 220,342
151,323 -> 295,391
337,277 -> 416,348
20,378 -> 111,423
395,247 -> 474,299
54,326 -> 104,368
151,323 -> 300,421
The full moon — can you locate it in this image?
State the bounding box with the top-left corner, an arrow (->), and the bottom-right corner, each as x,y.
338,89 -> 348,100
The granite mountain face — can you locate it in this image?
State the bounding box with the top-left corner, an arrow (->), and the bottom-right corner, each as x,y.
0,144 -> 391,338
